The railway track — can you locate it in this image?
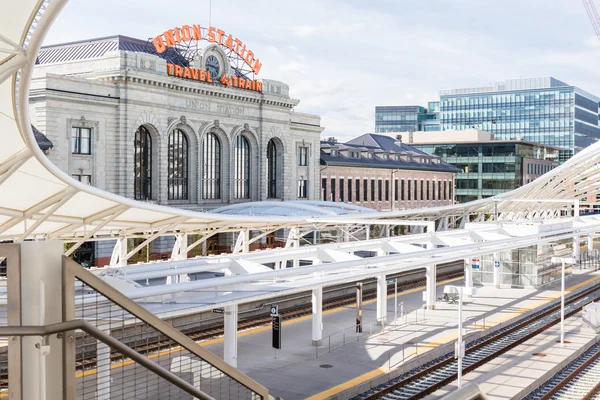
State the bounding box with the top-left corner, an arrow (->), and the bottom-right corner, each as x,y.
525,342 -> 600,400
0,264 -> 465,387
353,279 -> 600,400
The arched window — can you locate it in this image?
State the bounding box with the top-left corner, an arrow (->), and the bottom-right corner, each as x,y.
267,139 -> 278,198
168,129 -> 189,200
134,126 -> 152,200
202,132 -> 221,199
234,135 -> 250,199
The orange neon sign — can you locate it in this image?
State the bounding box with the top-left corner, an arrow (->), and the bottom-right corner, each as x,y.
166,64 -> 262,93
153,25 -> 262,75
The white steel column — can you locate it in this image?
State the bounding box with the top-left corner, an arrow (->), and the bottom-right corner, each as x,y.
464,258 -> 473,289
118,236 -> 128,267
457,287 -> 464,388
573,235 -> 581,266
224,304 -> 238,367
20,241 -> 64,400
425,264 -> 436,310
377,274 -> 387,325
588,234 -> 594,255
560,260 -> 565,346
312,287 -> 323,345
493,253 -> 500,288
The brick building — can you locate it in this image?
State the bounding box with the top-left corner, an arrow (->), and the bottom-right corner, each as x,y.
320,134 -> 459,211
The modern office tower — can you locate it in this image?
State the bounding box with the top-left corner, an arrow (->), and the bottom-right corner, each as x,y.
439,77 -> 600,162
375,105 -> 440,133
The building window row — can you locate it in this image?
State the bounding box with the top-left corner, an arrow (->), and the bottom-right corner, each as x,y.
527,163 -> 554,175
322,177 -> 453,203
72,127 -> 92,155
134,125 -> 281,202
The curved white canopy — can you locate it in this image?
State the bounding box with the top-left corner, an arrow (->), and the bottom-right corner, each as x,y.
0,0 -> 598,244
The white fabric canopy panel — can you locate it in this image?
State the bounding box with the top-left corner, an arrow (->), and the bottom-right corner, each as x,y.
0,0 -> 598,244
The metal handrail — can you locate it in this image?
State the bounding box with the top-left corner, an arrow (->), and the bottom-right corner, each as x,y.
0,320 -> 214,400
62,256 -> 270,399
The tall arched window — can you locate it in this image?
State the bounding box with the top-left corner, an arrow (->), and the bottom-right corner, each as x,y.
202,132 -> 221,199
234,135 -> 250,199
267,139 -> 278,198
168,129 -> 189,200
134,126 -> 152,200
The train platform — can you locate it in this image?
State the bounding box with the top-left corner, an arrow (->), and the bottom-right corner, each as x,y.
427,311 -> 598,399
197,268 -> 600,400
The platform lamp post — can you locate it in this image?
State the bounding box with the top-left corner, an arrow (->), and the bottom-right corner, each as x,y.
446,285 -> 465,387
552,256 -> 570,347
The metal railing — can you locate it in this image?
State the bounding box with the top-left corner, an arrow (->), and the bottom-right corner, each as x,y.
0,244 -> 270,400
315,307 -> 429,358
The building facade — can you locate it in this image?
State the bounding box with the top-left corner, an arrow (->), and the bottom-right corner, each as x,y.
407,130 -> 560,204
29,32 -> 324,265
374,105 -> 439,133
439,77 -> 600,162
30,35 -> 323,210
320,134 -> 459,212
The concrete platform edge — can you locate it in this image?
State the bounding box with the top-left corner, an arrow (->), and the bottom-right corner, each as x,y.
514,334 -> 600,399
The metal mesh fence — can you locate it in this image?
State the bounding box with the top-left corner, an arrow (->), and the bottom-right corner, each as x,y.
74,278 -> 262,400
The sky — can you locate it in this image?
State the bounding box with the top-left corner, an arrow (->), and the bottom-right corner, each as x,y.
44,0 -> 600,141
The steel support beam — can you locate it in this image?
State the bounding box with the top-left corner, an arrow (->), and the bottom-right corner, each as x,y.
377,274 -> 387,325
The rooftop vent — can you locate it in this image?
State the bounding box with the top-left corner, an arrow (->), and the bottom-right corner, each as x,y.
327,137 -> 337,144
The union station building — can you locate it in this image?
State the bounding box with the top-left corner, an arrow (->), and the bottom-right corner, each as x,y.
29,31 -> 324,264
29,34 -> 323,210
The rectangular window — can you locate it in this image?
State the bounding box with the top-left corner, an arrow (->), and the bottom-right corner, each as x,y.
385,180 -> 390,201
331,178 -> 336,202
401,179 -> 405,201
378,180 -> 383,201
407,180 -> 411,200
356,179 -> 360,201
321,178 -> 327,201
432,181 -> 436,200
426,181 -> 430,200
72,127 -> 91,155
444,181 -> 447,200
449,182 -> 453,200
414,180 -> 418,200
348,179 -> 353,202
72,174 -> 91,185
297,179 -> 308,198
371,179 -> 375,201
363,179 -> 368,201
340,179 -> 345,202
438,181 -> 442,200
299,146 -> 308,166
420,180 -> 424,200
394,179 -> 398,201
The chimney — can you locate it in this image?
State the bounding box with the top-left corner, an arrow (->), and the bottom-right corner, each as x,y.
394,134 -> 403,147
327,137 -> 337,144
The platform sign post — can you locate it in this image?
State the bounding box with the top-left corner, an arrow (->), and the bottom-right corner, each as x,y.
272,314 -> 282,358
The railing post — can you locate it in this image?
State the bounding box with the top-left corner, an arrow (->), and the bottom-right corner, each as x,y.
4,244 -> 22,400
62,256 -> 76,400
20,242 -> 64,400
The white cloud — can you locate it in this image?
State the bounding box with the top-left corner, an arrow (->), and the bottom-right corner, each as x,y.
293,25 -> 317,38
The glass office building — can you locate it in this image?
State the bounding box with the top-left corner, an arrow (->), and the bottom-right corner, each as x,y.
412,140 -> 559,204
375,105 -> 440,133
439,77 -> 600,162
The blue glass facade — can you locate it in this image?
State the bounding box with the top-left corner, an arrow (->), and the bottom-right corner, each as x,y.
375,106 -> 440,133
439,79 -> 600,162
